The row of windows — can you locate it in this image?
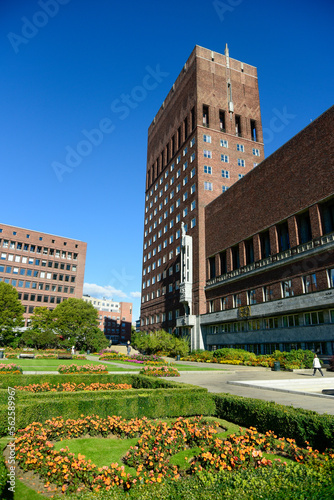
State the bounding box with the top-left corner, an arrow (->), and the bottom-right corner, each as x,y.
145,165 -> 196,214
147,113 -> 196,188
203,147 -> 260,159
1,277 -> 76,293
208,199 -> 334,278
0,253 -> 77,271
0,239 -> 78,259
208,270 -> 334,313
18,292 -> 73,304
202,106 -> 258,142
144,214 -> 196,252
141,308 -> 180,326
207,310 -> 334,335
143,215 -> 196,262
0,266 -> 76,282
204,179 -> 243,192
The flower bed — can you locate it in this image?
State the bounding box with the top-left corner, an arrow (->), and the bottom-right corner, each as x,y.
4,353 -> 17,359
35,353 -> 58,359
13,382 -> 133,392
0,363 -> 22,375
13,416 -> 334,495
139,366 -> 180,377
58,364 -> 109,374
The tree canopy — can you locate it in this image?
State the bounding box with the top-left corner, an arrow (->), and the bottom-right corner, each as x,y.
0,282 -> 24,346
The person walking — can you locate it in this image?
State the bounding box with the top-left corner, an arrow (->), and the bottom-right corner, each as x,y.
127,341 -> 131,356
312,354 -> 324,376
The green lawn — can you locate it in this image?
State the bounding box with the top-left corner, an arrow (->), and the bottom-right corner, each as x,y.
0,358 -> 134,372
54,436 -> 138,474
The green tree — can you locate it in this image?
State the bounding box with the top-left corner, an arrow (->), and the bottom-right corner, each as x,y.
52,298 -> 100,349
84,327 -> 108,353
0,282 -> 24,346
21,307 -> 58,349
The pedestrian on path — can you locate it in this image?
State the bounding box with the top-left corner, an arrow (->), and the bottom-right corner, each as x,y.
127,341 -> 131,356
312,354 -> 324,376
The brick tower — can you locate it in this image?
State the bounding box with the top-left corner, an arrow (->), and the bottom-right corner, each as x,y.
140,45 -> 264,347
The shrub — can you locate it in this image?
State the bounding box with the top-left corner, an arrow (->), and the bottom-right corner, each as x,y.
58,364 -> 108,374
0,363 -> 22,374
213,393 -> 334,451
139,366 -> 180,377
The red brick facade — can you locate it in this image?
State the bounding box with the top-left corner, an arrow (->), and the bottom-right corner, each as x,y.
141,45 -> 264,332
0,223 -> 86,325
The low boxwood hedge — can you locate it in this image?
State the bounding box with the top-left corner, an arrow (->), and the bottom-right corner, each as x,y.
0,374 -> 215,435
213,393 -> 334,451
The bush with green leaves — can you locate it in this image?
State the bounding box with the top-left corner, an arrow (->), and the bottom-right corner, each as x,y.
132,330 -> 189,357
57,462 -> 334,500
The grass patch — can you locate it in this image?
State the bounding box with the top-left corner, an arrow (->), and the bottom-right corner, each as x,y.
54,436 -> 138,474
0,359 -> 134,372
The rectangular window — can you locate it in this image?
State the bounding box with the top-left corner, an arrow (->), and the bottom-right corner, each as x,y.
204,182 -> 213,191
248,290 -> 256,305
238,174 -> 244,179
303,273 -> 317,293
220,139 -> 228,148
221,154 -> 229,163
204,150 -> 212,158
282,279 -> 294,298
277,221 -> 290,252
191,200 -> 196,211
260,230 -> 271,258
203,105 -> 209,127
219,110 -> 226,132
252,148 -> 260,156
221,170 -> 229,178
234,293 -> 242,307
190,136 -> 195,147
191,184 -> 196,194
250,119 -> 257,141
328,268 -> 334,288
203,134 -> 211,143
231,245 -> 240,270
204,165 -> 212,174
238,159 -> 245,167
191,218 -> 196,228
235,115 -> 242,136
190,153 -> 195,162
237,144 -> 244,152
263,285 -> 274,302
297,211 -> 312,244
222,185 -> 228,192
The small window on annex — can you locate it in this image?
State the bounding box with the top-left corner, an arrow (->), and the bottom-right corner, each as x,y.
277,221 -> 290,252
209,256 -> 216,279
297,210 -> 312,244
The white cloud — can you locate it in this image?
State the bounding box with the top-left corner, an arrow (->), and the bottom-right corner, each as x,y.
83,283 -> 127,299
130,291 -> 141,298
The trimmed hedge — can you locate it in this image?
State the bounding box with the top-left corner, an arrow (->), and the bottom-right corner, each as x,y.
0,374 -> 215,435
213,393 -> 334,452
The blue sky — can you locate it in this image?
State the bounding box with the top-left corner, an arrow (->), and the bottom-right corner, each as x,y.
1,0 -> 333,322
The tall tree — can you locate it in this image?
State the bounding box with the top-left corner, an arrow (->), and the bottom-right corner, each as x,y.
21,307 -> 58,349
0,282 -> 24,346
52,298 -> 100,349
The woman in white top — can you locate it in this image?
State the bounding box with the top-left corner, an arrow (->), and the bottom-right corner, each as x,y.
312,354 -> 324,376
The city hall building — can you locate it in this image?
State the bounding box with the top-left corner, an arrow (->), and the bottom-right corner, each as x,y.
140,44 -> 334,355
